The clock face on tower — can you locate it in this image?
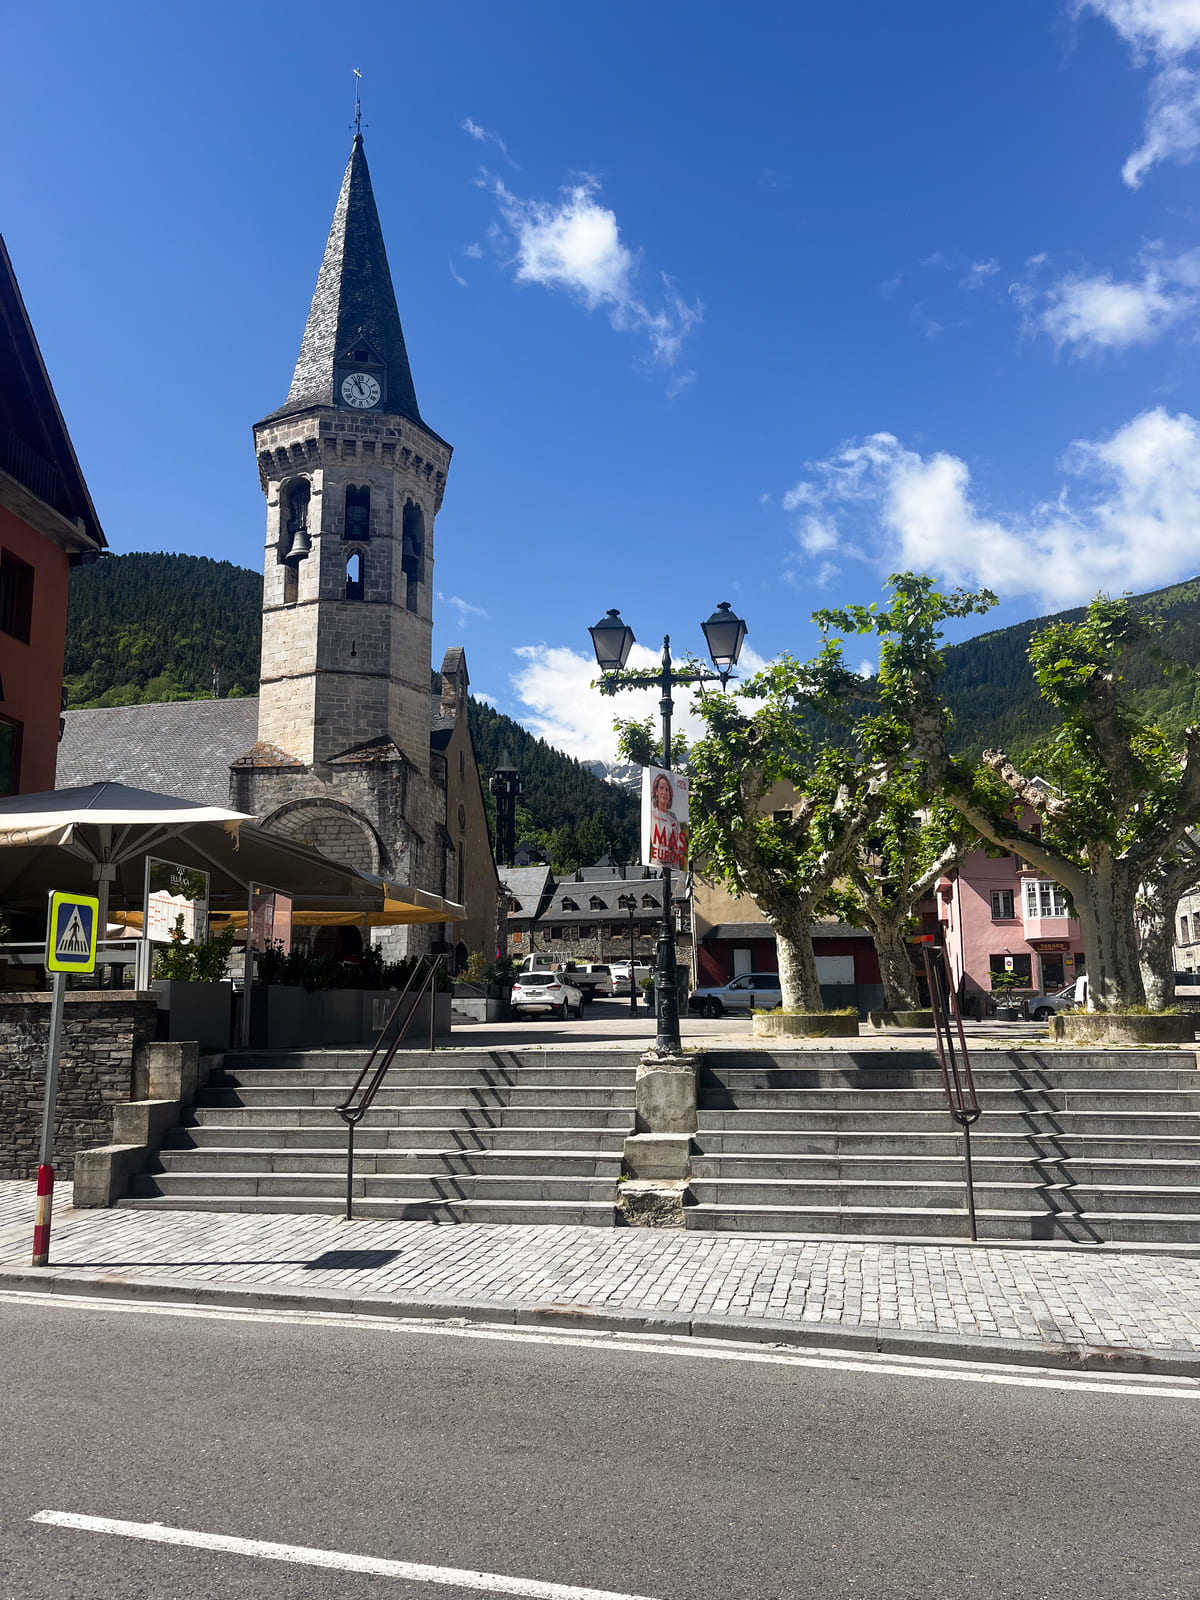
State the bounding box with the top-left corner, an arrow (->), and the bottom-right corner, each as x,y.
340,371 -> 382,409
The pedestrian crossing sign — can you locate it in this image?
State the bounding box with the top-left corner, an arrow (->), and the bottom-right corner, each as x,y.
46,890 -> 99,974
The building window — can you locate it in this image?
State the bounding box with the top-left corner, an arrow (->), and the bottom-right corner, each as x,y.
0,553 -> 34,643
344,484 -> 370,539
401,502 -> 424,612
772,810 -> 791,824
642,894 -> 656,908
990,890 -> 1015,920
283,481 -> 310,556
989,954 -> 1032,987
1182,915 -> 1191,944
0,717 -> 21,794
345,551 -> 364,601
589,896 -> 605,910
1023,879 -> 1069,919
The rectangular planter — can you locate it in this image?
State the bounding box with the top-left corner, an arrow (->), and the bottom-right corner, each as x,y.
251,986 -> 453,1049
152,980 -> 233,1053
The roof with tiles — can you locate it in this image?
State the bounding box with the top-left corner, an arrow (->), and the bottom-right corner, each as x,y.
56,698 -> 259,807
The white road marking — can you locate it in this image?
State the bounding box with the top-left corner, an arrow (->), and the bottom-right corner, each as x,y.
2,1287 -> 1197,1399
29,1511 -> 661,1600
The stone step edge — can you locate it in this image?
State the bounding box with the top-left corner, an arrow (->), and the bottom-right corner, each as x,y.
2,1264 -> 1199,1379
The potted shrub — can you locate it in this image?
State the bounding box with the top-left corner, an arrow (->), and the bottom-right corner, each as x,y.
152,916 -> 237,1051
990,969 -> 1027,1022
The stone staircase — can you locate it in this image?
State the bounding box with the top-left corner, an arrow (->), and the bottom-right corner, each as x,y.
119,1049 -> 638,1225
687,1050 -> 1200,1243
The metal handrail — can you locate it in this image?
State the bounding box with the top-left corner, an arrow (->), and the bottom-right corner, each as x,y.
334,954 -> 446,1220
922,946 -> 983,1241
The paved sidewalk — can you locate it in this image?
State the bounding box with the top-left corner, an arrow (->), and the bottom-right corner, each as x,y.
6,1181 -> 1200,1372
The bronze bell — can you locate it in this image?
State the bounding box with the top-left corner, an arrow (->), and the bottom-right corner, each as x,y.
283,527 -> 312,564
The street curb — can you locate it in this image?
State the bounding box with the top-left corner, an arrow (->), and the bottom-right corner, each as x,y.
4,1264 -> 1200,1378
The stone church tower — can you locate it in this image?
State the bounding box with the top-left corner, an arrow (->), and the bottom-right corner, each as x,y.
231,133 -> 460,951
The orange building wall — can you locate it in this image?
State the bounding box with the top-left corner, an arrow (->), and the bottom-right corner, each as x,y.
0,502 -> 70,794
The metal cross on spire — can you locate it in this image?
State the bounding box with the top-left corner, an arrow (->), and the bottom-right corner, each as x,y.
351,68 -> 366,136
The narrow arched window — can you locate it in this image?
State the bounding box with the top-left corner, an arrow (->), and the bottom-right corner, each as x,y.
280,480 -> 311,564
402,502 -> 424,612
345,550 -> 363,601
344,484 -> 370,539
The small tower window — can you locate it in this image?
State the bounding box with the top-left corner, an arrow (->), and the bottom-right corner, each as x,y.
402,502 -> 425,612
344,484 -> 370,539
345,550 -> 364,601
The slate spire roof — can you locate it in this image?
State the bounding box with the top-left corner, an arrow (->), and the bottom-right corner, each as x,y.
273,134 -> 421,424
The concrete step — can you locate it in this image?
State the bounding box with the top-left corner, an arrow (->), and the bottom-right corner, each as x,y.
173,1123 -> 630,1153
117,1194 -> 622,1225
129,1171 -> 621,1204
688,1152 -> 1200,1187
190,1104 -> 635,1130
687,1174 -> 1200,1214
701,1066 -> 1200,1092
205,1084 -> 636,1109
214,1065 -> 637,1091
691,1129 -> 1200,1160
697,1087 -> 1200,1111
153,1147 -> 622,1178
695,1109 -> 1200,1136
220,1049 -> 644,1073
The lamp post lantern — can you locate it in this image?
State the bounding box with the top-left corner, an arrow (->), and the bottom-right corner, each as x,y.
588,602 -> 748,1056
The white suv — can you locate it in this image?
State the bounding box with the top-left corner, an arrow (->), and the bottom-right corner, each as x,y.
688,973 -> 783,1018
511,970 -> 584,1020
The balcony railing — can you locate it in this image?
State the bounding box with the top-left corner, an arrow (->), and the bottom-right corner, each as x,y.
0,427 -> 66,513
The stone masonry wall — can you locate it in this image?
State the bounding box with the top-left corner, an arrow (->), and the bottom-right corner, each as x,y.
0,992 -> 155,1179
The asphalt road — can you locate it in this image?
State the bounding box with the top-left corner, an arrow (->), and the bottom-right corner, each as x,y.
2,1295 -> 1198,1600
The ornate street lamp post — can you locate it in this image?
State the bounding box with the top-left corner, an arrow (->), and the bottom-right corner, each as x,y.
589,603 -> 748,1056
617,891 -> 638,1016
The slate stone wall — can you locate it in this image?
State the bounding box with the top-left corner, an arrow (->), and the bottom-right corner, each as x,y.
0,992 -> 155,1179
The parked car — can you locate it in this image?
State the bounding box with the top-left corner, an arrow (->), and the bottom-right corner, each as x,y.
1027,977 -> 1088,1021
610,961 -> 652,996
563,961 -> 614,1000
687,972 -> 783,1018
510,969 -> 584,1020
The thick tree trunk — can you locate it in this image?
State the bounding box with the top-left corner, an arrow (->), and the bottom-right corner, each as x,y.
774,916 -> 822,1012
873,915 -> 921,1011
1079,857 -> 1145,1010
1138,875 -> 1181,1011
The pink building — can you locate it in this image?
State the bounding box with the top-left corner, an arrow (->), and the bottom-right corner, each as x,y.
937,847 -> 1084,1007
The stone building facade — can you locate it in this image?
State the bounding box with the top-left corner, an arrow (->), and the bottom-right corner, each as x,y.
228,132 -> 499,961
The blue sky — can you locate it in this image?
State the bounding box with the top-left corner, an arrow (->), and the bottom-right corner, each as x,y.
5,1 -> 1200,758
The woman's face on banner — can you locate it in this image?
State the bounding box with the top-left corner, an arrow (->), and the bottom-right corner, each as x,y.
652,776 -> 673,812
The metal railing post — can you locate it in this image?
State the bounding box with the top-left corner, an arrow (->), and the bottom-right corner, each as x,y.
923,946 -> 983,1242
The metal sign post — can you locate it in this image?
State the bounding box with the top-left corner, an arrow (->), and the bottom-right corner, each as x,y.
34,890 -> 99,1266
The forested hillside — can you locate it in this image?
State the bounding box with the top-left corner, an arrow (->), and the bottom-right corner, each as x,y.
65,553 -> 262,707
63,553 -> 1200,857
939,573 -> 1200,758
467,699 -> 639,867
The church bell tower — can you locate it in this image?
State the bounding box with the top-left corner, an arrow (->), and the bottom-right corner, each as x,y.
250,132 -> 451,774
232,133 -> 453,898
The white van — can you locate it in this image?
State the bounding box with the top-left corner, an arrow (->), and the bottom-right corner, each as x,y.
610,961 -> 652,996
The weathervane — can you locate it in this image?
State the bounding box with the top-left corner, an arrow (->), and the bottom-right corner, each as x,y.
351,68 -> 366,136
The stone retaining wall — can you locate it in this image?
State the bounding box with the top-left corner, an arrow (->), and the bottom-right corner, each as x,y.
0,991 -> 156,1179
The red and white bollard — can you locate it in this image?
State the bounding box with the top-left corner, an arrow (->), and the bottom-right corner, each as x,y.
32,1164 -> 54,1267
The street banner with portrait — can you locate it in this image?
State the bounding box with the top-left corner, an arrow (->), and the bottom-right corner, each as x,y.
641,766 -> 689,872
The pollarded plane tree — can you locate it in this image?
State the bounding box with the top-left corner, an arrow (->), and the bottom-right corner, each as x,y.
821,577 -> 1200,1012
821,779 -> 970,1014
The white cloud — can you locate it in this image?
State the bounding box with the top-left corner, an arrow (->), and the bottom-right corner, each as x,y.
473,691 -> 498,707
438,592 -> 488,628
485,176 -> 702,368
961,259 -> 1000,290
782,406 -> 1200,607
1077,2 -> 1200,183
448,256 -> 469,289
461,117 -> 517,166
1012,248 -> 1200,351
509,640 -> 771,763
464,242 -> 483,259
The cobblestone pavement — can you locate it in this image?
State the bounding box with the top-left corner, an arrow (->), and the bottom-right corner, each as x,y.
4,1180 -> 1200,1355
